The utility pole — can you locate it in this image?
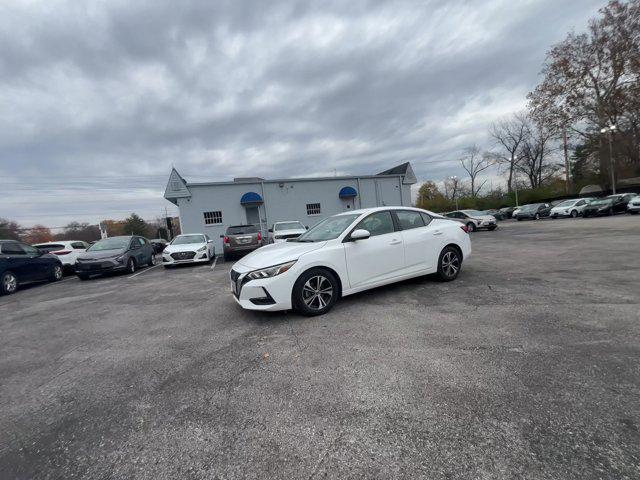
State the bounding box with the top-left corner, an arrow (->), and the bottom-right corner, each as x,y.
600,125 -> 617,194
563,126 -> 570,193
511,154 -> 519,206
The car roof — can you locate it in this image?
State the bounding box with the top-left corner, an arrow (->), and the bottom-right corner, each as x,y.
335,206 -> 433,216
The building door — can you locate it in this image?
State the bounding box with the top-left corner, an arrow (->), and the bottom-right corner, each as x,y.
245,206 -> 260,225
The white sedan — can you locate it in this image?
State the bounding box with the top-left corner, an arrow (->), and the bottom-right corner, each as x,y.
33,240 -> 89,271
230,207 -> 471,316
162,234 -> 215,267
550,198 -> 593,218
268,221 -> 308,243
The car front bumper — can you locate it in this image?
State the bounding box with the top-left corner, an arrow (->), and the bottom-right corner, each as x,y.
628,204 -> 640,212
230,266 -> 295,312
162,251 -> 210,265
75,260 -> 126,275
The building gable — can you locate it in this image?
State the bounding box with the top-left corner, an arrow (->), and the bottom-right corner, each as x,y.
164,168 -> 192,205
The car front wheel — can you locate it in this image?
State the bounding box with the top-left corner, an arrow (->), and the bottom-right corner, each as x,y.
466,222 -> 476,232
292,268 -> 339,316
571,210 -> 578,218
127,258 -> 136,274
50,264 -> 63,281
1,271 -> 18,295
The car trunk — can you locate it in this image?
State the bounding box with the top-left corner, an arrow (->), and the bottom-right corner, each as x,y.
229,232 -> 260,247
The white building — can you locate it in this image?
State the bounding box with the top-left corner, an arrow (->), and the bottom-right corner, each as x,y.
164,162 -> 417,252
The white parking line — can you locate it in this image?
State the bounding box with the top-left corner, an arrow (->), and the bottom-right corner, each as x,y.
210,256 -> 218,270
128,264 -> 161,279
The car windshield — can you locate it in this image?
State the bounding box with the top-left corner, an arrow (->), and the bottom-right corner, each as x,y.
295,214 -> 359,242
171,235 -> 206,245
226,225 -> 258,235
556,200 -> 576,207
520,204 -> 539,212
275,222 -> 304,231
87,238 -> 129,251
589,199 -> 611,206
462,210 -> 485,216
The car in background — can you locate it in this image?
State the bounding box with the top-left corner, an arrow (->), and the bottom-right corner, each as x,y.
162,234 -> 215,267
75,236 -> 155,279
549,198 -> 594,218
221,225 -> 263,260
150,238 -> 168,254
229,207 -> 471,316
499,206 -> 517,219
268,221 -> 307,244
582,194 -> 634,217
33,240 -> 89,272
482,209 -> 507,221
444,210 -> 497,232
627,194 -> 640,214
0,240 -> 64,295
515,203 -> 551,221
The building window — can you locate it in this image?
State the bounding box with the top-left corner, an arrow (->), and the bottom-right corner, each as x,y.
204,211 -> 223,225
306,203 -> 321,215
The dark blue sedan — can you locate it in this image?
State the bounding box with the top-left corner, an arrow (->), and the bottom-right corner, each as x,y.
0,240 -> 64,295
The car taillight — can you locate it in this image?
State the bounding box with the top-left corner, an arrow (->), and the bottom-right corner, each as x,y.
54,251 -> 72,255
460,225 -> 469,233
223,236 -> 230,244
257,232 -> 262,241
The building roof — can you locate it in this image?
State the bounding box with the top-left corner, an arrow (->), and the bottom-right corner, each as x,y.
376,162 -> 416,185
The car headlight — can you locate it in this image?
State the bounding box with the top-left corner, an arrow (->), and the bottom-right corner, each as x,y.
246,261 -> 297,280
114,255 -> 125,263
197,246 -> 207,252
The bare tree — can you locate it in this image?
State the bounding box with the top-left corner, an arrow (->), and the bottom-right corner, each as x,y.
459,145 -> 494,197
515,119 -> 562,188
489,112 -> 528,192
443,176 -> 462,201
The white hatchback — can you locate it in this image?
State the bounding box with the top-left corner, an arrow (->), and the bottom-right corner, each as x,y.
550,198 -> 593,218
230,207 -> 471,316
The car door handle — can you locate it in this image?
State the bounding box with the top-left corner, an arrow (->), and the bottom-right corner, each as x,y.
389,239 -> 402,245
433,230 -> 443,235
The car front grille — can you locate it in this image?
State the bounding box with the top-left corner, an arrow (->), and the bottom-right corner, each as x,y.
171,251 -> 196,260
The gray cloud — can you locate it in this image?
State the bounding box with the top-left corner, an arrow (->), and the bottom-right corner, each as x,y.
0,0 -> 604,227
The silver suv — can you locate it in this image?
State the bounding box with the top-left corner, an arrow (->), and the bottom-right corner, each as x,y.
221,225 -> 263,261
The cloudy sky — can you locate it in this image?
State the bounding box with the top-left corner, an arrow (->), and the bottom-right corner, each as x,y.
1,0 -> 605,228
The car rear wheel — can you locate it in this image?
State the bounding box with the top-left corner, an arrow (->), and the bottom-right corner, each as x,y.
148,254 -> 155,267
437,246 -> 462,282
1,272 -> 18,295
127,258 -> 136,274
466,222 -> 476,232
534,213 -> 541,220
50,264 -> 63,281
571,210 -> 578,218
292,268 -> 339,316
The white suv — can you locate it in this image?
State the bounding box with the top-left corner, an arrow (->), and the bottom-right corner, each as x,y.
268,221 -> 307,243
33,241 -> 89,271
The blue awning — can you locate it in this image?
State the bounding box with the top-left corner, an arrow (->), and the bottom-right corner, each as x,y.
339,186 -> 358,198
240,191 -> 263,205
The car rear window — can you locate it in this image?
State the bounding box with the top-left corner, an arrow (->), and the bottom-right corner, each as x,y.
34,244 -> 65,252
226,225 -> 258,235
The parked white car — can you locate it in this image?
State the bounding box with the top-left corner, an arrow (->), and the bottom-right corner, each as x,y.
550,198 -> 594,218
33,240 -> 89,271
230,207 -> 471,316
444,210 -> 497,232
162,234 -> 215,267
268,221 -> 307,243
627,194 -> 640,214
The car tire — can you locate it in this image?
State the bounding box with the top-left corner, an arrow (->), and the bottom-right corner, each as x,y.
487,226 -> 497,231
571,210 -> 578,218
148,254 -> 155,267
608,208 -> 614,216
292,268 -> 339,317
437,246 -> 462,282
127,258 -> 136,274
517,217 -> 522,221
50,264 -> 64,282
466,222 -> 476,232
1,271 -> 18,295
534,213 -> 541,220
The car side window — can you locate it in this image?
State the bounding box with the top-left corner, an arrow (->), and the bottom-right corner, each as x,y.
21,244 -> 40,255
396,211 -> 425,230
138,238 -> 146,246
2,242 -> 26,255
420,212 -> 433,226
71,242 -> 86,249
576,200 -> 585,206
355,211 -> 394,237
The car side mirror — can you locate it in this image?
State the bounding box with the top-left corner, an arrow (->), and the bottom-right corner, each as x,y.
350,229 -> 370,241
219,235 -> 224,238
268,228 -> 273,232
208,239 -> 213,243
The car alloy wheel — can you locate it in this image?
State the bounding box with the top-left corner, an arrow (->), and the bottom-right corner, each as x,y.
466,222 -> 476,232
535,213 -> 541,220
571,210 -> 578,218
127,258 -> 136,273
302,275 -> 333,310
2,272 -> 17,294
149,254 -> 156,266
53,265 -> 63,281
441,250 -> 460,279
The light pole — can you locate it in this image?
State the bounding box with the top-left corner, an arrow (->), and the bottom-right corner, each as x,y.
511,155 -> 519,207
450,176 -> 459,210
600,124 -> 617,194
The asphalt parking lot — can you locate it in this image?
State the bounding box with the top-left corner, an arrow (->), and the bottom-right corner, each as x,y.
1,216 -> 639,479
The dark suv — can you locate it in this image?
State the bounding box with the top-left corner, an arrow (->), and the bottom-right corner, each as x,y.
0,240 -> 64,295
515,203 -> 551,221
75,235 -> 155,279
221,225 -> 263,260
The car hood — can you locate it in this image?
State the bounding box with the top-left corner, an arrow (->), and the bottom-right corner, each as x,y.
77,249 -> 125,260
272,228 -> 306,236
235,241 -> 327,269
164,243 -> 207,254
